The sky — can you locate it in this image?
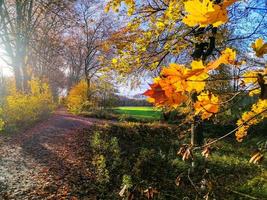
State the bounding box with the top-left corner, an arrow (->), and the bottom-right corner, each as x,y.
119,85 -> 146,96
118,79 -> 152,96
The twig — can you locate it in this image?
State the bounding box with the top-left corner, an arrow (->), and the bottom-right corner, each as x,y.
186,75 -> 266,82
245,7 -> 267,11
226,188 -> 260,200
164,193 -> 181,199
187,169 -> 201,195
194,108 -> 267,150
227,13 -> 266,42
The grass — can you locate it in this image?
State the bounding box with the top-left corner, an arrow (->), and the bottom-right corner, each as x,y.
86,122 -> 267,199
113,106 -> 162,120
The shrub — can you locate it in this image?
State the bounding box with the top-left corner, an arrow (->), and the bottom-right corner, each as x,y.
87,123 -> 181,199
92,154 -> 110,184
58,96 -> 66,106
66,80 -> 93,114
81,110 -> 119,120
0,108 -> 4,131
67,79 -> 119,114
2,79 -> 54,130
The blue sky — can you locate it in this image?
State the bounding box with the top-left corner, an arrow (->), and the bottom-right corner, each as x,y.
118,77 -> 153,96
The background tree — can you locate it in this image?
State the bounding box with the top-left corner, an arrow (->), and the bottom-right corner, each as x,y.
62,0 -> 119,102
0,0 -> 75,92
63,33 -> 85,90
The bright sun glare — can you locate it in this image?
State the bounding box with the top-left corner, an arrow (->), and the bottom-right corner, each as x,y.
0,46 -> 12,77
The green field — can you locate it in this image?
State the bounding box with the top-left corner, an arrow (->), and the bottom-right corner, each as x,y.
114,106 -> 162,120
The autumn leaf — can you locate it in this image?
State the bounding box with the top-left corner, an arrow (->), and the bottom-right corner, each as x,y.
112,58 -> 118,64
160,63 -> 190,93
119,185 -> 127,197
160,63 -> 188,89
252,38 -> 267,57
236,100 -> 267,142
240,70 -> 266,97
160,82 -> 188,107
201,146 -> 212,158
175,175 -> 182,187
177,145 -> 193,161
220,48 -> 236,65
205,48 -> 236,71
249,151 -> 264,164
249,88 -> 261,97
182,0 -> 217,27
183,148 -> 193,161
143,82 -> 168,107
242,71 -> 258,84
105,0 -> 135,15
156,21 -> 165,30
143,78 -> 188,108
143,187 -> 159,199
177,145 -> 187,156
161,63 -> 188,77
182,0 -> 237,27
222,0 -> 239,7
186,60 -> 209,92
194,92 -> 219,120
161,61 -> 209,93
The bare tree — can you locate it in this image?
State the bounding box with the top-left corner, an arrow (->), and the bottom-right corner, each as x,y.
0,0 -> 75,92
63,33 -> 85,90
63,0 -> 116,98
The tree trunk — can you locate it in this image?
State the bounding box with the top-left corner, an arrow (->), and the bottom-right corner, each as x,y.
191,117 -> 204,170
86,77 -> 91,101
22,64 -> 29,92
13,61 -> 23,92
13,51 -> 28,92
14,0 -> 32,93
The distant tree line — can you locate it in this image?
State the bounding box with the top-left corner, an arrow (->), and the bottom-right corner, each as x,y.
114,95 -> 152,107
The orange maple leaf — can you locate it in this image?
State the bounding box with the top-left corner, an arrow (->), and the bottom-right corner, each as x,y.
194,91 -> 219,120
144,77 -> 188,108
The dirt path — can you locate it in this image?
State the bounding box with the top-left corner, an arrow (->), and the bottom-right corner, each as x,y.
0,109 -> 101,200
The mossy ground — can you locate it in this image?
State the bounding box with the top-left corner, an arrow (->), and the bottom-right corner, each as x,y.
86,122 -> 267,199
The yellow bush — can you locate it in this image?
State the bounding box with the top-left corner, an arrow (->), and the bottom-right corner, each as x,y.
0,108 -> 4,131
67,80 -> 90,114
3,79 -> 55,128
67,79 -> 116,114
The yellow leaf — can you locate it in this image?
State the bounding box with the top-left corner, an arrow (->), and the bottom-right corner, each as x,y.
194,91 -> 219,120
182,0 -> 237,27
191,60 -> 205,70
252,38 -> 267,57
112,58 -> 118,64
220,48 -> 236,64
242,71 -> 258,84
249,88 -> 261,97
156,21 -> 165,30
236,99 -> 267,142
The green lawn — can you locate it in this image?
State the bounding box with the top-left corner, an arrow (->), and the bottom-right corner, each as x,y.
114,106 -> 162,120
